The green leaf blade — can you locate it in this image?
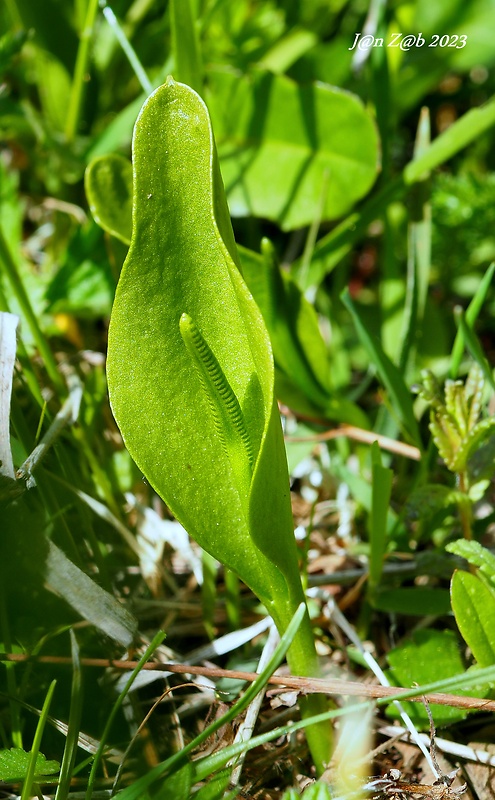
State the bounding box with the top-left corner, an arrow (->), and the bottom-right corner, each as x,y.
107,80 -> 288,606
208,70 -> 379,230
106,80 -> 332,768
84,155 -> 133,245
451,569 -> 495,668
386,630 -> 468,726
0,748 -> 59,782
369,443 -> 393,590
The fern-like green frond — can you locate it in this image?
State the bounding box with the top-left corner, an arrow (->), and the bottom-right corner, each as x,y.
179,313 -> 253,494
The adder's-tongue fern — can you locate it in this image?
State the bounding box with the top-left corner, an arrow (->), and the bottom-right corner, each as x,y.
179,312 -> 254,492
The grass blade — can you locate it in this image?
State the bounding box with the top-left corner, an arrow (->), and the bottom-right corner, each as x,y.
64,0 -> 99,142
101,3 -> 153,95
54,631 -> 83,800
341,288 -> 422,447
84,630 -> 166,800
170,0 -> 203,95
450,262 -> 495,379
398,107 -> 431,374
404,96 -> 495,184
192,705 -> 356,783
20,679 -> 57,800
454,306 -> 495,392
369,443 -> 393,591
0,228 -> 64,394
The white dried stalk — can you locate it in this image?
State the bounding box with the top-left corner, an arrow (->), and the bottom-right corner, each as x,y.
228,622 -> 279,786
0,312 -> 19,479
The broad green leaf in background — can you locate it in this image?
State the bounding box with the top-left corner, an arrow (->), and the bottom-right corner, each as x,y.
451,569 -> 495,668
84,155 -> 133,244
300,94 -> 495,290
0,748 -> 59,782
206,69 -> 379,230
106,78 -> 331,769
386,629 -> 468,726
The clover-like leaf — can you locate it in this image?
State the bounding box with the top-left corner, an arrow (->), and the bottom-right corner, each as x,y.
206,69 -> 379,230
0,748 -> 59,782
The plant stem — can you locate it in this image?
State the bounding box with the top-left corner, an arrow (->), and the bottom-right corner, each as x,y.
272,590 -> 333,774
225,568 -> 241,631
458,471 -> 473,540
65,0 -> 100,142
